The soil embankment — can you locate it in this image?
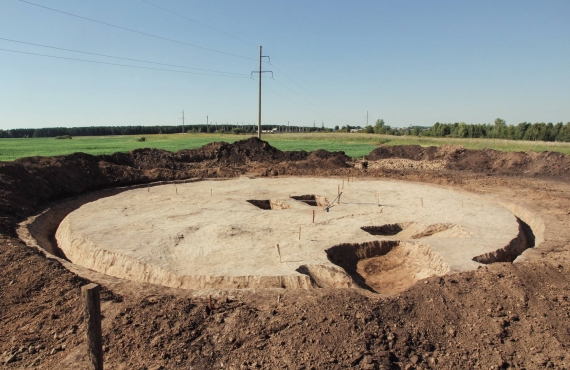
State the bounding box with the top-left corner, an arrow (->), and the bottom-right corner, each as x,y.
1,138 -> 570,369
367,144 -> 570,177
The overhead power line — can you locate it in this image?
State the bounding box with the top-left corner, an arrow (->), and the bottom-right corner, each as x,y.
271,77 -> 340,118
0,48 -> 251,78
260,82 -> 329,119
268,57 -> 357,121
0,37 -> 246,76
17,0 -> 256,61
135,0 -> 256,47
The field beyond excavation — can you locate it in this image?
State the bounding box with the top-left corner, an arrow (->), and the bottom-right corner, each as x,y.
3,132 -> 570,161
1,137 -> 570,369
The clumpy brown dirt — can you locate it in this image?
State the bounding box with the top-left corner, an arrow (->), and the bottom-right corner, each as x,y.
2,137 -> 570,369
367,144 -> 570,177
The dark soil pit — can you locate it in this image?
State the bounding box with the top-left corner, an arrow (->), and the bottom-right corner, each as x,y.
290,194 -> 329,206
246,199 -> 290,210
361,224 -> 405,236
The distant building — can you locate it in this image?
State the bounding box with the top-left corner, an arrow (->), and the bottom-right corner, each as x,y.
261,128 -> 279,133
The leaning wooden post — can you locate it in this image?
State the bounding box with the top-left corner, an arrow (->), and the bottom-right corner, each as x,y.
82,283 -> 103,370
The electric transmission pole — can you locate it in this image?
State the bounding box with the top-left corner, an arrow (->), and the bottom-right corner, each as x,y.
366,111 -> 370,127
180,111 -> 185,134
206,115 -> 209,133
252,46 -> 272,139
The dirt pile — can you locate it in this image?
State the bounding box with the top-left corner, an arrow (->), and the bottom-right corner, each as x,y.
367,145 -> 570,177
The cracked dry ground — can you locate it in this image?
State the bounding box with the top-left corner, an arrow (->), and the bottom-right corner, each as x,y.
1,140 -> 570,370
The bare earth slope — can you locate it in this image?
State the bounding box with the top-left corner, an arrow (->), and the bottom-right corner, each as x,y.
1,138 -> 570,369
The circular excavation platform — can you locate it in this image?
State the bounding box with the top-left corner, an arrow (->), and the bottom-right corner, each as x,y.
55,177 -> 532,294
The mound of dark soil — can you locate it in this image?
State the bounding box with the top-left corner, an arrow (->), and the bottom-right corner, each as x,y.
367,145 -> 570,177
177,137 -> 308,164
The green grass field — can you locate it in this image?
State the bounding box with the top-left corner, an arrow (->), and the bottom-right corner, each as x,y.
2,132 -> 570,162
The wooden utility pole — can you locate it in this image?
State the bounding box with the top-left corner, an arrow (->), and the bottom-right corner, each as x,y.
253,46 -> 271,139
258,46 -> 262,139
82,284 -> 103,370
180,111 -> 185,134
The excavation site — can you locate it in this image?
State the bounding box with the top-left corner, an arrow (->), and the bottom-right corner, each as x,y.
2,138 -> 570,369
36,177 -> 531,294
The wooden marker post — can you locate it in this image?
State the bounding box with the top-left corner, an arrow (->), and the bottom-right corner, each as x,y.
208,295 -> 212,311
211,189 -> 212,196
338,184 -> 340,195
312,210 -> 315,223
299,226 -> 301,240
147,184 -> 149,192
421,198 -> 424,208
82,284 -> 103,370
176,187 -> 178,195
342,180 -> 344,189
276,244 -> 281,263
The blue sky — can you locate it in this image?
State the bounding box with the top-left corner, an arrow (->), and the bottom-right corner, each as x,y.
1,0 -> 569,130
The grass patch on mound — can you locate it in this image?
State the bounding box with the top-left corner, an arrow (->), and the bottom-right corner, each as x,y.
1,133 -> 570,162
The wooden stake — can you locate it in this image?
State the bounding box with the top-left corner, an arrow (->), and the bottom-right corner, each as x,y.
277,294 -> 281,304
277,244 -> 281,263
338,184 -> 340,195
312,210 -> 315,223
342,180 -> 344,189
82,284 -> 103,370
147,184 -> 149,192
176,187 -> 178,195
299,226 -> 301,240
211,188 -> 212,196
208,295 -> 212,311
421,198 -> 424,208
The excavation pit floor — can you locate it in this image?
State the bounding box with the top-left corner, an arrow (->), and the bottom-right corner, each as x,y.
55,177 -> 523,293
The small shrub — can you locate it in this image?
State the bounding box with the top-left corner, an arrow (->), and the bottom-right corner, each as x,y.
54,135 -> 72,140
136,137 -> 146,142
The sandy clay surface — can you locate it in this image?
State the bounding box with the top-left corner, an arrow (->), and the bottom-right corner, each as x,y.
56,177 -> 522,292
1,138 -> 570,369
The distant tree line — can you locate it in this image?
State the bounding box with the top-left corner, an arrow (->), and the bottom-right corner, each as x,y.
358,119 -> 426,136
4,118 -> 569,142
420,119 -> 570,142
0,124 -> 329,138
356,118 -> 570,142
